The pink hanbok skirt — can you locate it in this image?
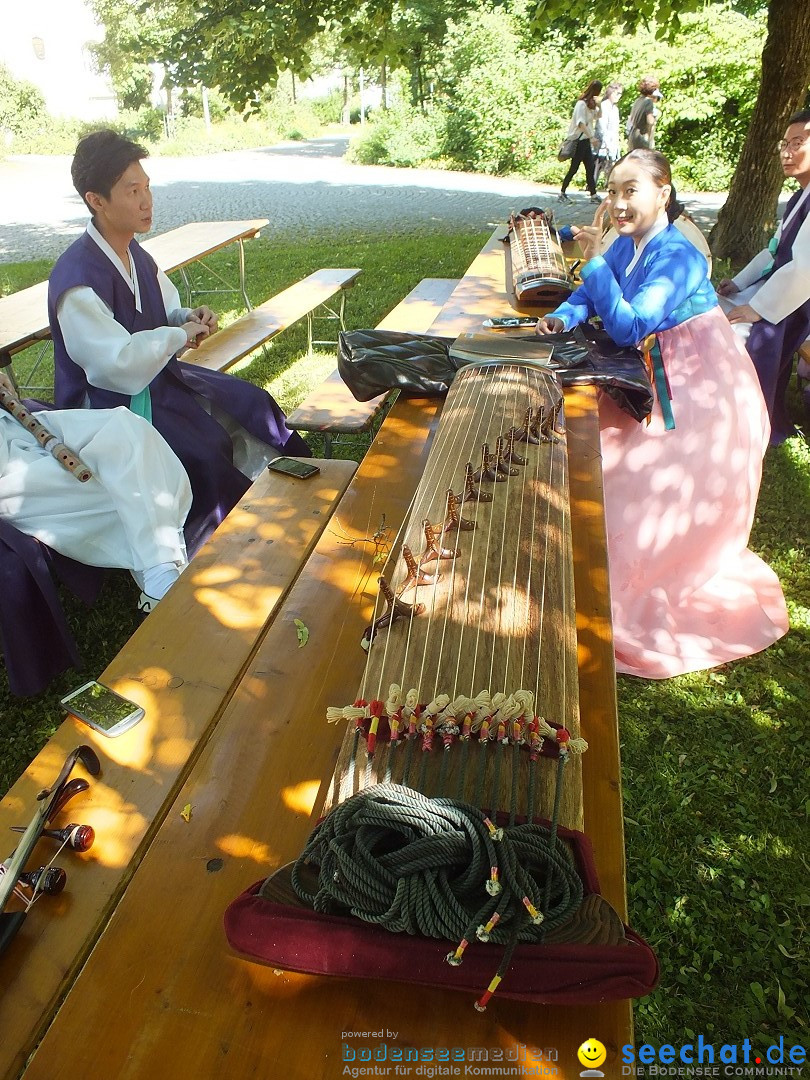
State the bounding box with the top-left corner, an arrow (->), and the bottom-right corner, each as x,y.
598,307 -> 788,679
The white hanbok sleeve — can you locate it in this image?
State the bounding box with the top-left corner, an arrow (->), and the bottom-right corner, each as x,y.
732,249 -> 773,292
749,212 -> 810,324
158,269 -> 193,327
57,286 -> 187,396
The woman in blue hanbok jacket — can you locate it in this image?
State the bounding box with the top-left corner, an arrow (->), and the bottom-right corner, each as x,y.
538,149 -> 788,679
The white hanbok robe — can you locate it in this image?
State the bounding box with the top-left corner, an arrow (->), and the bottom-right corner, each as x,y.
0,406 -> 190,573
718,184 -> 810,342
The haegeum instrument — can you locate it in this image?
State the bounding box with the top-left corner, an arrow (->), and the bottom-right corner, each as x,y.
504,207 -> 573,309
1,745 -> 100,956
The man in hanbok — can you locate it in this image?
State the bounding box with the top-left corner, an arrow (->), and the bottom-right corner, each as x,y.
718,108 -> 810,444
48,130 -> 310,554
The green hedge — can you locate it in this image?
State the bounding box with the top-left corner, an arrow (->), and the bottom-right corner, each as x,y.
350,6 -> 766,192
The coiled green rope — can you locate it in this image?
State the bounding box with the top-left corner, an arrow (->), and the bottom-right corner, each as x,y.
291,782 -> 583,1003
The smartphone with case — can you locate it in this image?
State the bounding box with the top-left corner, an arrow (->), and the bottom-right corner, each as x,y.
482,316 -> 537,330
267,456 -> 321,479
61,680 -> 145,738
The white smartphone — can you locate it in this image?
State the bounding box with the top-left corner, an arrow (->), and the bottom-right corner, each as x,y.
267,456 -> 321,479
61,680 -> 145,738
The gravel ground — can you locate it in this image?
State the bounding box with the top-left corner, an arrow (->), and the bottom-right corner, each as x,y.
0,135 -> 732,265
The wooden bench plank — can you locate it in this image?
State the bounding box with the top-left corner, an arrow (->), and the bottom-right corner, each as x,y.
187,268 -> 362,372
0,458 -> 356,1080
0,222 -> 268,363
19,396 -> 444,1080
287,277 -> 459,445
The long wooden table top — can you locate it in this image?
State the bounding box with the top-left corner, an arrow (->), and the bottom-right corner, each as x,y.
22,238 -> 632,1078
0,459 -> 355,1080
0,220 -> 268,357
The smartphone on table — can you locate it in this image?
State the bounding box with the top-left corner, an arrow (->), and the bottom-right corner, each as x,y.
267,456 -> 321,479
482,316 -> 538,330
61,680 -> 145,738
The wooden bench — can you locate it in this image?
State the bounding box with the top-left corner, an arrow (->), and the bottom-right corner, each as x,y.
187,268 -> 362,373
0,220 -> 268,394
287,277 -> 459,456
0,457 -> 356,1080
144,219 -> 267,310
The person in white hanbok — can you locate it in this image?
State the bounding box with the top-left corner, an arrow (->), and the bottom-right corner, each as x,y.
716,108 -> 810,443
0,371 -> 191,611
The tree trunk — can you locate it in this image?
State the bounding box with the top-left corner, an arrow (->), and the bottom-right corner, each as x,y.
342,73 -> 350,125
381,60 -> 387,110
710,0 -> 810,266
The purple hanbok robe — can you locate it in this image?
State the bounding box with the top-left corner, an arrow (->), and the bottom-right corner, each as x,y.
0,515 -> 102,696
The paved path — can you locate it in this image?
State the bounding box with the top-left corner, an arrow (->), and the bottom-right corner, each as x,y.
0,135 -> 731,264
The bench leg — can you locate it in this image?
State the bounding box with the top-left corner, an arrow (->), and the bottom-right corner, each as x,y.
796,351 -> 810,391
309,292 -> 348,351
238,238 -> 252,311
321,432 -> 333,458
179,265 -> 192,307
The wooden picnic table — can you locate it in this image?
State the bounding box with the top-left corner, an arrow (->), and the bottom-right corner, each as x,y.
0,219 -> 268,384
9,232 -> 633,1079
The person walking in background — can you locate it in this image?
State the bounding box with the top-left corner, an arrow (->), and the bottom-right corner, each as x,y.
559,80 -> 603,204
594,82 -> 623,188
626,76 -> 661,150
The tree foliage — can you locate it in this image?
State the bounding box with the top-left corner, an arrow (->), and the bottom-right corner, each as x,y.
88,0 -> 185,109
0,65 -> 46,138
351,7 -> 765,192
86,0 -> 809,262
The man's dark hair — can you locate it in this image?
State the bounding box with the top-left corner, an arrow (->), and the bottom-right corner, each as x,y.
71,129 -> 148,215
787,108 -> 810,127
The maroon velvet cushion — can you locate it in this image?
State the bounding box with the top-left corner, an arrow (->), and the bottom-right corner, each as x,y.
224,884 -> 659,1005
223,822 -> 659,1005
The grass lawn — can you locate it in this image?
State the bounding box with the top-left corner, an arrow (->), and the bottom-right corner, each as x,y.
0,228 -> 808,1045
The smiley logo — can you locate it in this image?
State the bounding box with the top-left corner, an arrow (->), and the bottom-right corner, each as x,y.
577,1038 -> 607,1070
